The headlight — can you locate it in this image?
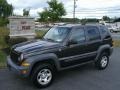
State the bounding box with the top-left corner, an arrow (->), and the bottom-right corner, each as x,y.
18,54 -> 24,61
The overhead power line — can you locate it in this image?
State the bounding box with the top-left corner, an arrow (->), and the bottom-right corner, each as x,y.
68,11 -> 120,14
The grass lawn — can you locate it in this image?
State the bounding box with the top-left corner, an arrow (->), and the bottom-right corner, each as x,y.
0,27 -> 9,68
0,27 -> 9,49
114,40 -> 120,47
0,50 -> 7,68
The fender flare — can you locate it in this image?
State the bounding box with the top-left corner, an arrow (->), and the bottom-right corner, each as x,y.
95,44 -> 111,61
27,53 -> 61,75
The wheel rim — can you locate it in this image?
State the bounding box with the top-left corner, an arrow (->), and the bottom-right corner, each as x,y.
101,56 -> 108,68
37,69 -> 52,85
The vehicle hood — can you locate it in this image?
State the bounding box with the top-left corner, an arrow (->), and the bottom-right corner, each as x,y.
13,40 -> 60,53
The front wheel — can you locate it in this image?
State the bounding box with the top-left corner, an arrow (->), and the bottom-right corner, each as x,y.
31,64 -> 54,88
95,53 -> 109,70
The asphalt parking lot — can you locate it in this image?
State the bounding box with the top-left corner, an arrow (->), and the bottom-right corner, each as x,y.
0,47 -> 120,90
111,32 -> 120,40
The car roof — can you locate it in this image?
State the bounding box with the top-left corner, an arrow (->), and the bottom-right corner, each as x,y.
56,24 -> 105,28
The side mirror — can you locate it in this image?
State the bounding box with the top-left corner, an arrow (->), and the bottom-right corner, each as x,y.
67,39 -> 78,46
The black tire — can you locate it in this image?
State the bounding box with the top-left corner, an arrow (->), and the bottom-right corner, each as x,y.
95,53 -> 109,70
31,63 -> 54,88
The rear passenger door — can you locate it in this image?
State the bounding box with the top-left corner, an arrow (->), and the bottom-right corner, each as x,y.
85,26 -> 102,53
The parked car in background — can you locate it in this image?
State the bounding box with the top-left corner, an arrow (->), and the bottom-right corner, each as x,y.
111,27 -> 120,33
107,25 -> 120,33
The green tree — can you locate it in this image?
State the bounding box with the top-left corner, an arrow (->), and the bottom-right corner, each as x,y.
39,0 -> 66,22
0,0 -> 13,18
23,8 -> 30,16
81,18 -> 99,24
81,19 -> 87,25
102,16 -> 110,21
38,8 -> 49,23
0,0 -> 13,26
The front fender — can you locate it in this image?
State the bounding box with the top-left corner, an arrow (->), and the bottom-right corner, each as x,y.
26,53 -> 60,75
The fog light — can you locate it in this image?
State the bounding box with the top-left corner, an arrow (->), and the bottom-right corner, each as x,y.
21,61 -> 30,67
21,70 -> 27,74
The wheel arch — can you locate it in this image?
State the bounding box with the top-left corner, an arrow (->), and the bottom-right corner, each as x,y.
95,44 -> 111,61
28,53 -> 60,76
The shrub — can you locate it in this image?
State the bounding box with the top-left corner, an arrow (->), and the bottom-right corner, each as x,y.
5,36 -> 28,46
35,35 -> 43,39
35,30 -> 47,39
0,50 -> 7,68
0,18 -> 9,26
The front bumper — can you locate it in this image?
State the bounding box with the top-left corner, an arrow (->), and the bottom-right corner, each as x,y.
110,47 -> 113,56
7,56 -> 29,77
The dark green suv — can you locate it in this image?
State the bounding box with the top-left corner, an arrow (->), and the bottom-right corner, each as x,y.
7,24 -> 113,88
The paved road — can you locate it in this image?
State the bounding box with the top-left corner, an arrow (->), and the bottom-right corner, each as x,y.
0,48 -> 120,90
111,32 -> 120,40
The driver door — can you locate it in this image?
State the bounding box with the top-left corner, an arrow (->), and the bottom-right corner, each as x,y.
59,27 -> 87,67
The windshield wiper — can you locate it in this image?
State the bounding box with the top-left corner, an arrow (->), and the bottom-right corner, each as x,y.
43,38 -> 56,42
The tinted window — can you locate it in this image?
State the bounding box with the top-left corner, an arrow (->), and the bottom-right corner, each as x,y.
100,26 -> 107,34
86,26 -> 101,41
70,28 -> 86,43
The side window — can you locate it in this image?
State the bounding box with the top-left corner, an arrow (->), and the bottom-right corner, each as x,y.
70,28 -> 86,43
100,26 -> 108,34
86,26 -> 101,41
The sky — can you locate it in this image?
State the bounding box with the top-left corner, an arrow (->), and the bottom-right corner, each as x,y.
7,0 -> 120,19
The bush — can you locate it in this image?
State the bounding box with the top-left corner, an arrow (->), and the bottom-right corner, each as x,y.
0,27 -> 9,49
35,30 -> 47,39
5,36 -> 28,46
35,35 -> 43,39
4,35 -> 10,44
0,18 -> 9,26
0,50 -> 7,68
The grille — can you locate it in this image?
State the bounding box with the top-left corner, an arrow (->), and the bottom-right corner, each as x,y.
10,50 -> 21,65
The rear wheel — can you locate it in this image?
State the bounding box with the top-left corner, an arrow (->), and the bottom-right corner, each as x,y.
31,64 -> 54,88
95,53 -> 109,70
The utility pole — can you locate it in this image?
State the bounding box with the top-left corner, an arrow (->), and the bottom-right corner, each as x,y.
73,0 -> 77,23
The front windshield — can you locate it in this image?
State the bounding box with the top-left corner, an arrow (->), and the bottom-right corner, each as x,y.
43,27 -> 70,42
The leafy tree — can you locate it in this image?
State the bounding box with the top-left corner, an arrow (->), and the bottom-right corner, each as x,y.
81,18 -> 99,25
38,0 -> 66,22
23,8 -> 30,16
0,0 -> 13,18
0,0 -> 13,26
102,16 -> 110,21
38,8 -> 49,23
114,18 -> 120,22
81,19 -> 87,25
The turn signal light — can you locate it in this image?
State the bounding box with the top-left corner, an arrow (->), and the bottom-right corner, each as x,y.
21,61 -> 30,67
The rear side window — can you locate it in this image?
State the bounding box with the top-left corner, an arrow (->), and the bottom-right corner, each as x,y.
70,28 -> 86,43
86,26 -> 101,41
100,26 -> 108,34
